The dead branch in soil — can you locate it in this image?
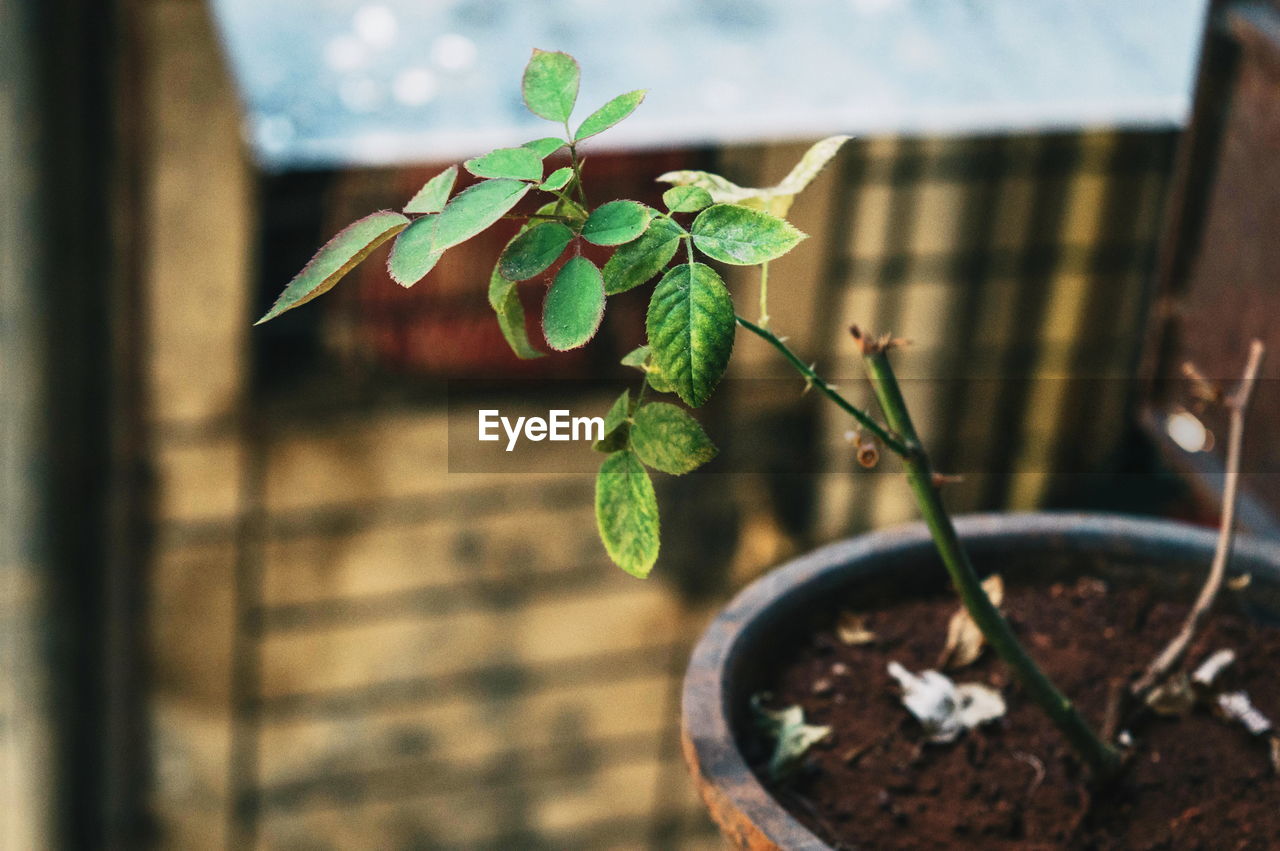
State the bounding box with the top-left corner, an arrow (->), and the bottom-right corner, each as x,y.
1130,339 -> 1266,701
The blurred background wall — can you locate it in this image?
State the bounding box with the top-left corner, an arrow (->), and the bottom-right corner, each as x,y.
3,0 -> 1213,848
3,0 -> 146,847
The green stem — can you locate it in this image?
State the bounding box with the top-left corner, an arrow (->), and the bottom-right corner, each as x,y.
634,368 -> 650,409
505,212 -> 577,223
541,185 -> 581,214
736,316 -> 908,457
564,130 -> 590,210
862,349 -> 1122,778
758,262 -> 771,327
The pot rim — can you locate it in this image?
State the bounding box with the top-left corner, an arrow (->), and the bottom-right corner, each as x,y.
680,511 -> 1280,850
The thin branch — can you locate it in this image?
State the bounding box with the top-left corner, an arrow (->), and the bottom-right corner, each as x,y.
501,213 -> 578,223
564,128 -> 590,210
1131,339 -> 1266,699
735,316 -> 909,456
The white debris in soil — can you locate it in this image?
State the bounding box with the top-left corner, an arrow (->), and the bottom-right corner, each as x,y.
887,662 -> 1006,744
1217,691 -> 1274,736
1192,648 -> 1236,688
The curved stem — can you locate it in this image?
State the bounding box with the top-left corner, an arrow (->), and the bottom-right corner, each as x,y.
736,316 -> 908,457
862,348 -> 1122,777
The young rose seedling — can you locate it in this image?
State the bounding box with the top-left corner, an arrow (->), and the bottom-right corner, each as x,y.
257,49 -> 1122,776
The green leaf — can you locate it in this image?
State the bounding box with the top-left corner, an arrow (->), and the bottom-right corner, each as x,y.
662,185 -> 713,213
593,389 -> 632,453
582,200 -> 650,246
522,49 -> 580,122
574,90 -> 646,142
390,179 -> 531,284
464,147 -> 544,181
620,345 -> 649,369
619,346 -> 678,394
435,178 -> 532,250
631,402 -> 717,474
595,450 -> 659,578
257,210 -> 408,323
619,345 -> 678,393
536,197 -> 588,227
386,217 -> 442,286
486,218 -> 549,360
404,166 -> 457,214
542,255 -> 605,351
645,263 -> 735,407
646,369 -> 676,394
498,221 -> 574,281
488,266 -> 543,360
691,204 -> 806,266
485,200 -> 582,359
540,167 -> 573,192
524,136 -> 567,158
602,216 -> 683,295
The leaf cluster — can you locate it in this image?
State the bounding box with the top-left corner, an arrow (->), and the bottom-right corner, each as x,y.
256,50 -> 845,578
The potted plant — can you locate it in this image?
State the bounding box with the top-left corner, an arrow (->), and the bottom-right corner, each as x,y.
257,51 -> 1280,848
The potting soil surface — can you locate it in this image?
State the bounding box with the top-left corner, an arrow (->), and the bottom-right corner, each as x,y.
758,576 -> 1280,850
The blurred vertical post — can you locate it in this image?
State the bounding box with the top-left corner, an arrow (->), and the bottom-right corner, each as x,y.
0,0 -> 146,846
1,2 -> 59,844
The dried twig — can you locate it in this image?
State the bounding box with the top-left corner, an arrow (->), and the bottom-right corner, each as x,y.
1131,340 -> 1266,700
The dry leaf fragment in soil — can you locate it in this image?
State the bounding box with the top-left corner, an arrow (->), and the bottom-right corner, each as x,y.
939,574 -> 1003,669
751,694 -> 831,781
1146,672 -> 1196,716
886,662 -> 1006,744
836,611 -> 877,645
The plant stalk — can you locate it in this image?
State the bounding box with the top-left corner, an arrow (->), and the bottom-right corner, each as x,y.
862,348 -> 1122,778
564,131 -> 590,210
758,262 -> 771,328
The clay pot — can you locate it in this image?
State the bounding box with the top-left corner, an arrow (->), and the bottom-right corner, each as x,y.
681,512 -> 1280,849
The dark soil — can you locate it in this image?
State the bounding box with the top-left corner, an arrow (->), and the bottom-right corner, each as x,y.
755,576 -> 1280,850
